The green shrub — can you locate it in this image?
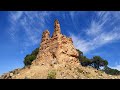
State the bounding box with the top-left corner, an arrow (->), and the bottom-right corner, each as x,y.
76,49 -> 83,57
47,70 -> 56,79
23,48 -> 39,66
31,48 -> 39,56
103,66 -> 120,75
76,67 -> 83,73
81,58 -> 92,66
77,49 -> 92,66
91,56 -> 108,70
24,55 -> 36,66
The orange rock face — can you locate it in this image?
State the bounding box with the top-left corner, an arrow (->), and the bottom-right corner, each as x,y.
32,19 -> 79,66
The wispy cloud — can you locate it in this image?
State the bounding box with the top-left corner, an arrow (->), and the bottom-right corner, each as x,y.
7,11 -> 120,55
7,11 -> 52,54
69,11 -> 120,53
69,33 -> 90,53
86,21 -> 102,36
10,11 -> 23,22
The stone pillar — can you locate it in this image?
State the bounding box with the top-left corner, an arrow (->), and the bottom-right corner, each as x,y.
41,30 -> 50,43
52,19 -> 61,37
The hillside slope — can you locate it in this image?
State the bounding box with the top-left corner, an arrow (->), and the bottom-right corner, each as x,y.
1,62 -> 120,79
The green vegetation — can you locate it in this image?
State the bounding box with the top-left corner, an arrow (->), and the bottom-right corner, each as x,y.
76,67 -> 84,73
47,70 -> 56,79
23,48 -> 39,66
77,49 -> 120,75
81,56 -> 92,66
103,66 -> 120,75
77,49 -> 92,66
24,55 -> 36,66
92,56 -> 108,70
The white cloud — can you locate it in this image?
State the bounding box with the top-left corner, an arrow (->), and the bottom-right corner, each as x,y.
86,12 -> 111,36
70,28 -> 120,53
7,11 -> 120,54
7,11 -> 52,53
86,21 -> 102,36
69,33 -> 90,53
69,11 -> 120,54
9,11 -> 23,23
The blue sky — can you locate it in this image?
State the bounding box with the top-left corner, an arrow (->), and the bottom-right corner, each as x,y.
0,11 -> 120,75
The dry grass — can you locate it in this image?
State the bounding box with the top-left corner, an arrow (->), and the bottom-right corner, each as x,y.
75,67 -> 84,73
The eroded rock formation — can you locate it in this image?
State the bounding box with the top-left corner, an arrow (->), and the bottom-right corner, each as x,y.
1,19 -> 119,79
32,19 -> 79,66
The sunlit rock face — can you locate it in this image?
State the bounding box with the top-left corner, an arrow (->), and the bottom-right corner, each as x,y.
32,19 -> 79,66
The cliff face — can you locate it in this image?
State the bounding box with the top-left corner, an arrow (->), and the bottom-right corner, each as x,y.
32,19 -> 79,66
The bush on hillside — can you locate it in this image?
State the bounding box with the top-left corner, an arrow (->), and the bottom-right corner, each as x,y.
103,66 -> 120,75
81,57 -> 92,66
77,49 -> 109,70
24,54 -> 36,66
23,48 -> 39,66
91,56 -> 108,70
77,49 -> 92,66
47,70 -> 56,79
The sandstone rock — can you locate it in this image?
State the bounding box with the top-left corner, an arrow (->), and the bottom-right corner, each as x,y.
51,59 -> 57,65
41,30 -> 50,43
53,19 -> 61,37
74,75 -> 78,78
9,73 -> 13,77
114,76 -> 117,79
32,19 -> 79,67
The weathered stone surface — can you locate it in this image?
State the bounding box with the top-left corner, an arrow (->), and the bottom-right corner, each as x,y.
41,30 -> 50,43
9,73 -> 13,77
53,19 -> 61,37
0,68 -> 21,79
32,19 -> 79,66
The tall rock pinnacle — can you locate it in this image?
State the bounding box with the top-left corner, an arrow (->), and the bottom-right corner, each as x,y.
52,19 -> 61,37
41,30 -> 50,43
33,19 -> 79,66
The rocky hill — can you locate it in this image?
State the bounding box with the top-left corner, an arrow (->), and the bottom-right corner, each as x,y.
1,19 -> 120,79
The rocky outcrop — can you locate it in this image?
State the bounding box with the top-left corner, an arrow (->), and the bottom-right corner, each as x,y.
1,19 -> 120,79
0,68 -> 21,79
41,30 -> 50,43
32,19 -> 79,66
0,19 -> 80,79
52,19 -> 61,37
